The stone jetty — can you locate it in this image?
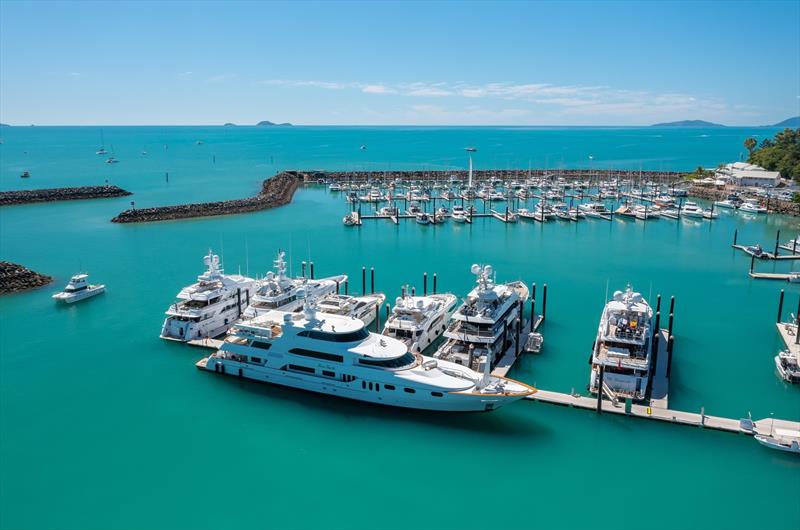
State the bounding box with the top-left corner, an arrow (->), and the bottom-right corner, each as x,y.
111,171 -> 301,223
0,185 -> 131,206
0,262 -> 53,294
303,169 -> 685,184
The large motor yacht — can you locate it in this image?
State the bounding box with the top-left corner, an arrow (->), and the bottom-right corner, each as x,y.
775,349 -> 800,384
52,273 -> 105,303
589,285 -> 654,401
160,251 -> 257,341
197,297 -> 535,412
242,251 -> 346,319
434,264 -> 529,373
316,292 -> 386,326
383,290 -> 457,353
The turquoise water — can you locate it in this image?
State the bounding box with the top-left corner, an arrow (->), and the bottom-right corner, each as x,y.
1,127 -> 799,530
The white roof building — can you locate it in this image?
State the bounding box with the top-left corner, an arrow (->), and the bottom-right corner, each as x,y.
716,162 -> 781,187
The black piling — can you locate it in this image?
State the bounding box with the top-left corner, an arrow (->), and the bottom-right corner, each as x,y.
777,289 -> 785,323
335,280 -> 340,295
669,296 -> 675,317
654,311 -> 661,333
375,304 -> 380,332
750,254 -> 755,274
668,312 -> 674,337
656,294 -> 661,314
530,283 -> 537,331
796,296 -> 800,345
310,262 -> 315,280
401,286 -> 406,298
433,273 -> 437,294
667,335 -> 675,378
775,230 -> 781,257
596,366 -> 605,414
733,229 -> 738,246
344,279 -> 349,295
515,318 -> 521,357
423,272 -> 428,296
301,261 -> 306,278
542,283 -> 548,323
370,267 -> 375,294
361,267 -> 366,295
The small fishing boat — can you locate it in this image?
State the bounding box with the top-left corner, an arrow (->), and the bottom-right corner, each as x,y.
754,434 -> 800,453
451,205 -> 467,223
713,199 -> 739,209
20,170 -> 30,178
739,200 -> 767,214
105,157 -> 119,164
679,201 -> 705,218
342,212 -> 359,226
775,350 -> 800,383
52,273 -> 105,303
415,212 -> 431,225
743,244 -> 769,259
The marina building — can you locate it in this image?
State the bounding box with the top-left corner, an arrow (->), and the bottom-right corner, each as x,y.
715,162 -> 781,187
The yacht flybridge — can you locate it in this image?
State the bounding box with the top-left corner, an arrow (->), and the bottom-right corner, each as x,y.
383,290 -> 457,353
197,296 -> 535,412
589,285 -> 654,401
160,251 -> 256,342
435,264 -> 529,373
316,292 -> 386,326
52,273 -> 105,303
241,251 -> 346,319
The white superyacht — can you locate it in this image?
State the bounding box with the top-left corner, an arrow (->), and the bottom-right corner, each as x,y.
197,296 -> 535,412
316,292 -> 386,326
160,251 -> 257,341
589,285 -> 654,401
242,251 -> 347,319
435,264 -> 529,373
383,290 -> 457,353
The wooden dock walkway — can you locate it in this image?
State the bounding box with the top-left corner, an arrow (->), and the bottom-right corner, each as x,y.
491,315 -> 544,378
776,321 -> 800,355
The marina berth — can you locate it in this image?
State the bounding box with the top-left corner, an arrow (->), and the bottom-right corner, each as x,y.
435,264 -> 528,372
197,297 -> 535,412
383,291 -> 457,353
242,251 -> 346,319
589,285 -> 654,401
775,349 -> 800,383
52,273 -> 105,303
160,251 -> 256,341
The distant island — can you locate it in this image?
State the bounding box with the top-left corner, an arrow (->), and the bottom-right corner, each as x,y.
772,116 -> 799,127
651,120 -> 725,128
223,122 -> 237,127
0,123 -> 9,127
256,120 -> 292,127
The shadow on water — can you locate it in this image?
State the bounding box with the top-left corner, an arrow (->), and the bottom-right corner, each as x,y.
201,368 -> 549,438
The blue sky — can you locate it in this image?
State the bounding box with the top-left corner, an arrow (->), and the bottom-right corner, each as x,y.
1,0 -> 798,126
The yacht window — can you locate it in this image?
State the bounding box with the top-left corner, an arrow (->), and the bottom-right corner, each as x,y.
289,348 -> 343,363
404,387 -> 416,394
431,391 -> 443,397
358,352 -> 416,369
384,384 -> 395,390
375,383 -> 379,392
362,381 -> 366,389
250,356 -> 262,364
368,382 -> 373,390
297,328 -> 370,343
288,364 -> 314,374
322,370 -> 335,378
251,341 -> 272,350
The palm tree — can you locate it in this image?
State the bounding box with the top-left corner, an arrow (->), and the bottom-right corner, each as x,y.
744,137 -> 757,157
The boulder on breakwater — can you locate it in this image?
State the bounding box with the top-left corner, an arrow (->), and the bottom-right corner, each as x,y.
111,172 -> 301,223
0,185 -> 132,206
0,261 -> 53,294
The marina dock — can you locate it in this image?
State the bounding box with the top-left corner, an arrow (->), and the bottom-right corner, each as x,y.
749,271 -> 798,281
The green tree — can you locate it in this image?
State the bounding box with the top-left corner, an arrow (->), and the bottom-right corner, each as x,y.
748,128 -> 800,182
744,137 -> 757,156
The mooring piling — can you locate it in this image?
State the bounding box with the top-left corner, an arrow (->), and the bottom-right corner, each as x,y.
777,289 -> 785,323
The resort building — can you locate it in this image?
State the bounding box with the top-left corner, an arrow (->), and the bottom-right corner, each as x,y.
715,162 -> 781,187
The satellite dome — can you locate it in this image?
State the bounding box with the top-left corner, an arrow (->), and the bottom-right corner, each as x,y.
470,264 -> 481,274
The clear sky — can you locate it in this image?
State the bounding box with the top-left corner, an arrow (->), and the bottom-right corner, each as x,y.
1,0 -> 798,126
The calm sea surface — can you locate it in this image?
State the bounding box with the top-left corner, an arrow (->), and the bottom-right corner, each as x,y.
1,126 -> 798,530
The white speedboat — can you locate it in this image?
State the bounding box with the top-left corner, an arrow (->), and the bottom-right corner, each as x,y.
198,298 -> 535,412
775,350 -> 800,383
778,235 -> 800,253
342,212 -> 359,226
739,201 -> 767,214
95,147 -> 107,155
634,204 -> 660,220
242,251 -> 346,320
713,199 -> 738,209
435,264 -> 529,373
415,212 -> 431,225
589,285 -> 654,401
754,434 -> 800,453
680,201 -> 705,218
579,202 -> 612,219
52,273 -> 105,303
743,244 -> 769,259
383,291 -> 457,353
160,251 -> 257,341
317,293 -> 386,326
451,205 -> 468,222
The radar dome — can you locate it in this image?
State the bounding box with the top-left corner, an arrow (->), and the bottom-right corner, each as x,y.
471,264 -> 481,274
613,290 -> 623,300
